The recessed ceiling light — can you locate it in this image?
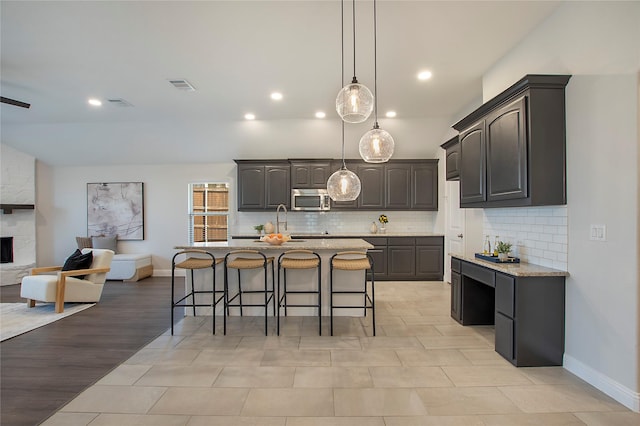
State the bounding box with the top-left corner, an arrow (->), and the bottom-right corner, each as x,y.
315,111 -> 326,119
270,92 -> 283,101
88,98 -> 102,106
385,111 -> 397,118
244,113 -> 256,120
417,70 -> 432,81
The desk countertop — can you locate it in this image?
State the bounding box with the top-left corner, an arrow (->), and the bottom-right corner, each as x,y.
452,254 -> 568,277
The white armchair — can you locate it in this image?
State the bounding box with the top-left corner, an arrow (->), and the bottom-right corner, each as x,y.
20,249 -> 114,313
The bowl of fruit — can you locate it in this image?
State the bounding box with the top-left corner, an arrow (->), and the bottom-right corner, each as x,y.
260,233 -> 291,245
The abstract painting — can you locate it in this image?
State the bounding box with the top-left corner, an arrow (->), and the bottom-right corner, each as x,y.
87,182 -> 144,240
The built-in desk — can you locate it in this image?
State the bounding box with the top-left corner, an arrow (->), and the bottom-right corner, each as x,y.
451,255 -> 568,367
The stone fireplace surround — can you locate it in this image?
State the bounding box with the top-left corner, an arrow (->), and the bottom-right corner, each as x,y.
0,144 -> 36,286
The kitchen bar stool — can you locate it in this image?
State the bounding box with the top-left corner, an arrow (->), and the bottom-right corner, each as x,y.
330,251 -> 375,336
277,250 -> 322,336
171,250 -> 224,335
224,250 -> 275,336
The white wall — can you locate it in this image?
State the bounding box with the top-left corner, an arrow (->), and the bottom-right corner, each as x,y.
483,1 -> 640,411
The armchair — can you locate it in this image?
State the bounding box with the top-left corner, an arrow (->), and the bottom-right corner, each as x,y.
20,249 -> 114,313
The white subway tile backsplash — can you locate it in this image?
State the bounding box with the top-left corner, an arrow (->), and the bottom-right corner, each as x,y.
483,205 -> 567,271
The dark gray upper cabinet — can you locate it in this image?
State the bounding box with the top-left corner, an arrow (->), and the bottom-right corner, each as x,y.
235,160 -> 290,211
357,164 -> 385,209
440,136 -> 460,181
452,74 -> 571,208
459,121 -> 487,204
411,162 -> 438,210
290,160 -> 332,189
386,164 -> 412,209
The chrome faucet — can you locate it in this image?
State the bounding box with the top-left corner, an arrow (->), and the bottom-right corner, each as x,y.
276,203 -> 288,234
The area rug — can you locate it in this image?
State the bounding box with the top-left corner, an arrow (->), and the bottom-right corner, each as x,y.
0,302 -> 95,341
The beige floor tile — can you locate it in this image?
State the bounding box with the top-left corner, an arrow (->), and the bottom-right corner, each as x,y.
435,324 -> 487,336
416,387 -> 522,415
380,324 -> 442,337
299,336 -> 361,349
293,366 -> 372,388
144,335 -> 186,349
87,413 -> 190,426
460,349 -> 513,366
417,335 -> 493,349
96,364 -> 152,385
237,336 -> 300,349
260,349 -> 331,366
383,415 -> 486,426
518,366 -> 589,385
187,415 -> 285,425
40,412 -> 98,426
165,317 -> 206,336
61,385 -> 167,414
241,388 -> 333,416
334,388 -> 427,416
331,349 -> 401,366
286,417 -> 385,426
124,348 -> 201,366
480,412 -> 587,425
360,336 -> 424,349
149,387 -> 249,415
442,365 -> 533,387
175,334 -> 242,350
395,348 -> 472,366
191,349 -> 264,366
375,315 -> 406,326
213,366 -> 295,387
370,366 -> 453,388
135,364 -> 222,387
401,315 -> 458,325
574,411 -> 640,425
498,384 -> 624,413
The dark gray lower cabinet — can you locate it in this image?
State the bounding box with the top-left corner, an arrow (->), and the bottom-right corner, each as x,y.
452,257 -> 565,367
365,236 -> 443,281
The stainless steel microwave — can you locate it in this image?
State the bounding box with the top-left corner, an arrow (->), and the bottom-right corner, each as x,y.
291,188 -> 331,211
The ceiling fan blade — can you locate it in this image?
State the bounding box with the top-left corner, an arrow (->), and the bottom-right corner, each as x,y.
1,96 -> 31,109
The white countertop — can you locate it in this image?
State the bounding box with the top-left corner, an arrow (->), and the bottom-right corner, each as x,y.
452,254 -> 568,277
176,238 -> 374,252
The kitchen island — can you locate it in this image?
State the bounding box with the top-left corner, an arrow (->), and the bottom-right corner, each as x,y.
175,238 -> 374,317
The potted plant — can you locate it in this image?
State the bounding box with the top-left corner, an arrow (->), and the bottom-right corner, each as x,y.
496,241 -> 512,261
378,214 -> 388,233
253,224 -> 264,236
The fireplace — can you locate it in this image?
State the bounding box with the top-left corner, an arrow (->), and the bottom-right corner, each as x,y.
1,237 -> 13,263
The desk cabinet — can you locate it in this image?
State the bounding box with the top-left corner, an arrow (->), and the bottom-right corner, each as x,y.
452,256 -> 565,367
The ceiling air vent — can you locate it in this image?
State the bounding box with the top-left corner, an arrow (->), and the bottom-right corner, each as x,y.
107,98 -> 133,107
168,79 -> 196,91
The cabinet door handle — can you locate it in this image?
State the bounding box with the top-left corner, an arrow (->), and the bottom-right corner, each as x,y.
457,234 -> 464,239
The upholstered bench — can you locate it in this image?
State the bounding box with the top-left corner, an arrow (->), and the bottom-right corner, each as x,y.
106,253 -> 153,282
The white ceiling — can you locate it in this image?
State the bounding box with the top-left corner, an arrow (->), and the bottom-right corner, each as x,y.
1,1 -> 560,166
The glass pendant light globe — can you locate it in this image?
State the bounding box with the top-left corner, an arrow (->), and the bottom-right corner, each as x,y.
327,167 -> 361,201
336,81 -> 374,124
359,124 -> 395,163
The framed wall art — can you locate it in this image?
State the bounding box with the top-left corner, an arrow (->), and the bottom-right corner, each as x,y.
87,182 -> 144,240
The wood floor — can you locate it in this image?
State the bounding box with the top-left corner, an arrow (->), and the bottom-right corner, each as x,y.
0,277 -> 180,426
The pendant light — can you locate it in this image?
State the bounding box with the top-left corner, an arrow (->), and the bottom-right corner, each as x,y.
328,0 -> 361,202
335,0 -> 373,124
359,0 -> 394,163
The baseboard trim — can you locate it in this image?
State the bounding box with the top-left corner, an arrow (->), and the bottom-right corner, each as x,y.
564,354 -> 640,412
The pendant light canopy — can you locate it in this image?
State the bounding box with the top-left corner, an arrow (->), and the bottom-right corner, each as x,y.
336,0 -> 373,124
328,0 -> 361,202
359,0 -> 394,163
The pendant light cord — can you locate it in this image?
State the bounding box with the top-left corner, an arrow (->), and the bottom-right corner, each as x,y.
373,0 -> 379,126
352,0 -> 357,81
341,0 -> 347,169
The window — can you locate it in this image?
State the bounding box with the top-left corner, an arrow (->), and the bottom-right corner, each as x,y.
189,183 -> 229,243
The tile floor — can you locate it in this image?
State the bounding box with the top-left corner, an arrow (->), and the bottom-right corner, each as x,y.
43,281 -> 639,426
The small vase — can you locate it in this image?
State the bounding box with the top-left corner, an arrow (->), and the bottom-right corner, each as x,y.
370,222 -> 378,234
498,252 -> 508,261
264,221 -> 275,234
379,224 -> 386,234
